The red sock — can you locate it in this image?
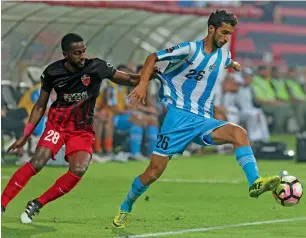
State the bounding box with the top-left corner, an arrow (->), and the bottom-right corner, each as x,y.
37,171 -> 81,206
1,162 -> 37,208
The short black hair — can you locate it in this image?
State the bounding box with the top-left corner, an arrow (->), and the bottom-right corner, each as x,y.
207,9 -> 238,29
61,33 -> 84,52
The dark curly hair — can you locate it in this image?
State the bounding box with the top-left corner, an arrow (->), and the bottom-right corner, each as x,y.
207,9 -> 238,29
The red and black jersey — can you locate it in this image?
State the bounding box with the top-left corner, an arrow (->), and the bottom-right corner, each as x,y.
41,58 -> 116,130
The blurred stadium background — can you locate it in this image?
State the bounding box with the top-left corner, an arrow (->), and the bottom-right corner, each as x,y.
2,0 -> 306,164
1,1 -> 306,237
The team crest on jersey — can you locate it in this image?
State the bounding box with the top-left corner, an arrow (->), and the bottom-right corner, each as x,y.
209,64 -> 216,72
81,74 -> 91,86
166,47 -> 174,53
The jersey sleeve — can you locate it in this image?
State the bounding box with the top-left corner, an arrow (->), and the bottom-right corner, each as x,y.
156,42 -> 191,61
97,59 -> 117,79
225,50 -> 232,68
40,68 -> 53,93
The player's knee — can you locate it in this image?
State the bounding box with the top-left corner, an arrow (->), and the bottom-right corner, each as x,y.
146,169 -> 161,183
29,150 -> 51,173
69,164 -> 88,177
231,124 -> 248,146
146,165 -> 164,183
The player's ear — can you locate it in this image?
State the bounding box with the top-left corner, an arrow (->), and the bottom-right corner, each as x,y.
62,51 -> 68,58
208,25 -> 215,35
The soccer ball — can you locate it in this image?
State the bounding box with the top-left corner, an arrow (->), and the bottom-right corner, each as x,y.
272,176 -> 303,207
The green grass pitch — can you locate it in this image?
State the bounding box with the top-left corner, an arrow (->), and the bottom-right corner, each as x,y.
2,152 -> 306,238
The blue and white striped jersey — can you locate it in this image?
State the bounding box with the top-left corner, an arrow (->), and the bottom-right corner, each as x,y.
155,39 -> 231,118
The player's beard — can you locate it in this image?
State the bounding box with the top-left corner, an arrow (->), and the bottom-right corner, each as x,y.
72,60 -> 85,69
212,33 -> 226,48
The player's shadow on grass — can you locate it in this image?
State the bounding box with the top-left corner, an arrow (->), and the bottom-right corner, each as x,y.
1,223 -> 57,238
111,227 -> 136,237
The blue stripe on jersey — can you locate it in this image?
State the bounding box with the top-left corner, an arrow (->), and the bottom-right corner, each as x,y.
198,49 -> 223,117
163,43 -> 196,79
157,75 -> 165,104
210,96 -> 215,116
182,42 -> 213,111
156,42 -> 190,61
161,42 -> 197,107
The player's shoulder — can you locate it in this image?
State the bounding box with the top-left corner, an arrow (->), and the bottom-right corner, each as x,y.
89,57 -> 108,66
220,48 -> 231,55
87,58 -> 114,69
43,59 -> 65,77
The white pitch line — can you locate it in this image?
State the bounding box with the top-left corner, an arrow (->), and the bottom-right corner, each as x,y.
116,217 -> 306,238
159,178 -> 242,184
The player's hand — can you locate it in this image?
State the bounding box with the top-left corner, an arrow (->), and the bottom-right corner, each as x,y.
127,81 -> 149,105
232,62 -> 241,72
150,66 -> 161,79
7,135 -> 29,153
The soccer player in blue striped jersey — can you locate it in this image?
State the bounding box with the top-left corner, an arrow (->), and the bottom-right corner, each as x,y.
113,9 -> 281,228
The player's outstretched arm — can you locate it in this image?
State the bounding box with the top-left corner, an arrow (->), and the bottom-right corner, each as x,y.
226,59 -> 241,72
127,53 -> 158,105
7,90 -> 50,152
110,65 -> 159,87
110,71 -> 141,87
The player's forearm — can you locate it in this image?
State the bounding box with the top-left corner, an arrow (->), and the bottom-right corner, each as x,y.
140,53 -> 158,84
227,60 -> 239,69
27,103 -> 47,128
111,72 -> 141,87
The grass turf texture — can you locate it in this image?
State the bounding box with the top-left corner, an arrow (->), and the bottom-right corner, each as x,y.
1,135 -> 305,237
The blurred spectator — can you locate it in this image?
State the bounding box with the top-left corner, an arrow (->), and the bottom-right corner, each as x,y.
105,65 -> 148,161
252,65 -> 295,133
236,68 -> 270,142
214,75 -> 240,154
1,105 -> 25,153
285,67 -> 306,131
215,74 -> 240,124
92,91 -> 114,163
18,83 -> 48,137
135,65 -> 159,156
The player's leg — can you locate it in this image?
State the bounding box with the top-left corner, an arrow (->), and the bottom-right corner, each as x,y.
1,146 -> 52,214
113,108 -> 198,228
19,130 -> 92,223
35,151 -> 90,206
113,154 -> 169,228
145,114 -> 159,156
1,120 -> 64,215
210,122 -> 280,197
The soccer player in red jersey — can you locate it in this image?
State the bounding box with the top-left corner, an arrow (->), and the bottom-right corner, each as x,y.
1,33 -> 144,223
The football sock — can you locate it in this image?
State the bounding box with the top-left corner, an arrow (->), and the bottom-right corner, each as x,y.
130,125 -> 143,156
235,146 -> 260,186
1,162 -> 37,208
120,176 -> 149,212
147,125 -> 158,155
37,171 -> 81,206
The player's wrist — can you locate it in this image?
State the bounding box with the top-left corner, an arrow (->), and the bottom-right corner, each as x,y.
23,123 -> 35,137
